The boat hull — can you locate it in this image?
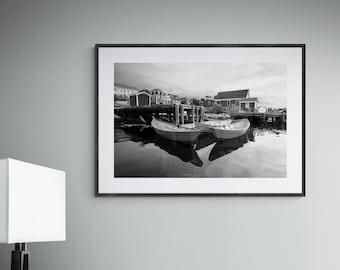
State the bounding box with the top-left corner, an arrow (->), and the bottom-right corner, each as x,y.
151,117 -> 202,143
196,119 -> 250,139
212,127 -> 248,139
153,128 -> 201,142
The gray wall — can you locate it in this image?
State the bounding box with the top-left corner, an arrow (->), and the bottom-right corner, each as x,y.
0,0 -> 339,269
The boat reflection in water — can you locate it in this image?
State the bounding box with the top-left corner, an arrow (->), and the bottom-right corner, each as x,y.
154,134 -> 203,167
118,124 -> 203,167
208,130 -> 253,161
116,123 -> 256,168
116,124 -> 155,146
115,121 -> 286,177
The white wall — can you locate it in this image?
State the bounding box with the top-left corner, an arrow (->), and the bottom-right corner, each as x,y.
0,0 -> 339,269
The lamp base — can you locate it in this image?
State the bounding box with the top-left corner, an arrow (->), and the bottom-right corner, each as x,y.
11,243 -> 29,270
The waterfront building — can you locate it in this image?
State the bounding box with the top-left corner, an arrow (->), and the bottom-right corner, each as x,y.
169,94 -> 181,105
129,91 -> 152,106
214,89 -> 258,113
163,94 -> 172,105
114,83 -> 139,97
200,96 -> 215,107
189,98 -> 200,106
114,94 -> 129,107
180,97 -> 189,104
150,89 -> 166,104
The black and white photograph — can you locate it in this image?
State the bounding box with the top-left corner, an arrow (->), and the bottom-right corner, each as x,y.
96,45 -> 305,195
114,63 -> 287,178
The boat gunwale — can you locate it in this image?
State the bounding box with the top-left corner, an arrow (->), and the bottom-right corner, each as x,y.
151,117 -> 202,133
197,119 -> 250,132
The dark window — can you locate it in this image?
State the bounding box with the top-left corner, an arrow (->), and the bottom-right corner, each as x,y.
249,102 -> 255,112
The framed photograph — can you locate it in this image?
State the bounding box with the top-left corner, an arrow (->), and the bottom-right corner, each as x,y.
96,44 -> 305,196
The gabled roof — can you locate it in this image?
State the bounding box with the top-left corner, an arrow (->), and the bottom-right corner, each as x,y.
131,91 -> 151,96
214,89 -> 249,99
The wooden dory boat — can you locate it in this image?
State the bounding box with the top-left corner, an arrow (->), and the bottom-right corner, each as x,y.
196,118 -> 250,139
151,117 -> 202,142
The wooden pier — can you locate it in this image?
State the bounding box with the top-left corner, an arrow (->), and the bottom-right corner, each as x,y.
231,112 -> 286,129
115,104 -> 205,125
115,104 -> 286,129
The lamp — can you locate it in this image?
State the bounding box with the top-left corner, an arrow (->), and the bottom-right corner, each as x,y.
0,158 -> 65,270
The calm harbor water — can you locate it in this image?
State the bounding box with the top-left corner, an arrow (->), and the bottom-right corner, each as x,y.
114,123 -> 286,178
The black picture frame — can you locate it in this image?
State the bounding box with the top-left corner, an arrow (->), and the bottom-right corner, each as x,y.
96,44 -> 305,196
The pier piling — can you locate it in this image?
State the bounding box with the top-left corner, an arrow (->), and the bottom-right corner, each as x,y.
175,104 -> 179,126
115,104 -> 205,125
180,105 -> 184,124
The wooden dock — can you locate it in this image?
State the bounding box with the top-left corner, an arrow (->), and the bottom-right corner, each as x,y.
115,104 -> 205,125
231,112 -> 286,129
115,104 -> 286,129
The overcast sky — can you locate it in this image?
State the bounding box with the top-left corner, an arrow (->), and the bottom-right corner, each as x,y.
114,63 -> 287,108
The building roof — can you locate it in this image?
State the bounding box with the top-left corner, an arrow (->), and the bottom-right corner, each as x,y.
114,83 -> 139,90
131,91 -> 151,97
238,97 -> 258,102
151,88 -> 165,93
214,89 -> 249,99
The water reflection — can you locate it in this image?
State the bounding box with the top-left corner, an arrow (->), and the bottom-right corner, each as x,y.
195,132 -> 216,150
115,122 -> 287,177
154,135 -> 203,167
115,123 -> 258,167
209,133 -> 250,161
115,124 -> 154,145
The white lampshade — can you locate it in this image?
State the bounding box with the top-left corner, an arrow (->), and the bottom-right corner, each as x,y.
0,158 -> 65,244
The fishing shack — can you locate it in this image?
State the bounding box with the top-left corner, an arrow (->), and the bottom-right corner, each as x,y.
129,91 -> 152,106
